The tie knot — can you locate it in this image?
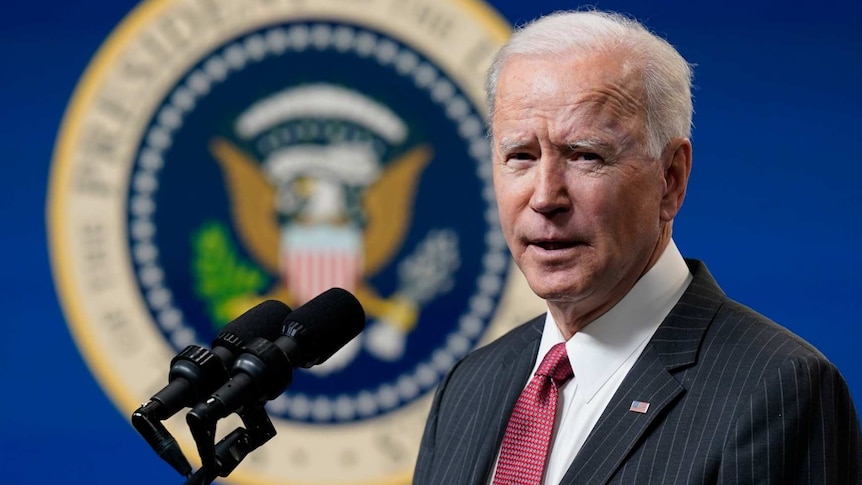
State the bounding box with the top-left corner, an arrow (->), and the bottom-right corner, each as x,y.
535,342 -> 573,385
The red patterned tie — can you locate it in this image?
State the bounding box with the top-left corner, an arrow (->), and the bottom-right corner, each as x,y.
492,342 -> 573,485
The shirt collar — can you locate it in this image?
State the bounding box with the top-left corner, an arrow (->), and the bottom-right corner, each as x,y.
534,239 -> 693,403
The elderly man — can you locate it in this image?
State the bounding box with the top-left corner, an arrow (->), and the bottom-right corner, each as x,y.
413,9 -> 860,485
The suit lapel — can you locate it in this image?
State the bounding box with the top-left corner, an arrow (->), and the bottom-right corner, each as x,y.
468,317 -> 543,485
560,260 -> 726,484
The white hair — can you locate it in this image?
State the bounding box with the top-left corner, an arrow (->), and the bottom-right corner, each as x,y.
485,10 -> 694,158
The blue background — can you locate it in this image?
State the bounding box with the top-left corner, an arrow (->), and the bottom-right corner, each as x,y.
1,0 -> 860,483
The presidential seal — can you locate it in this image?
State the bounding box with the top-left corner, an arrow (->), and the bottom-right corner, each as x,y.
47,0 -> 544,483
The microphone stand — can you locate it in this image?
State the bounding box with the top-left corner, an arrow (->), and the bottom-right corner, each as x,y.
184,402 -> 277,485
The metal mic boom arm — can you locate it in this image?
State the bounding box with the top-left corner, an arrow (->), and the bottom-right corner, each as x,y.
184,402 -> 277,485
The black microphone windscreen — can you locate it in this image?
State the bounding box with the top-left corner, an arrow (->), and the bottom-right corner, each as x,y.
213,300 -> 292,350
283,288 -> 366,367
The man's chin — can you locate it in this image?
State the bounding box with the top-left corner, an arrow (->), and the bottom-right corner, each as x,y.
524,276 -> 592,304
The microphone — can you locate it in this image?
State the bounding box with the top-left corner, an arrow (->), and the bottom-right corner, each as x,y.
132,300 -> 291,476
187,288 -> 366,423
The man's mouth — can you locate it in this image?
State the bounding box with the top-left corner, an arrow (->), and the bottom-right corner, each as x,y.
532,240 -> 580,251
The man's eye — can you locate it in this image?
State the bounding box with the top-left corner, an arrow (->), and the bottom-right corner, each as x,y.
575,152 -> 603,162
510,152 -> 533,160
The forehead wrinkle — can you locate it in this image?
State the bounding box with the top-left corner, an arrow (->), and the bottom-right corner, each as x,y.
548,100 -> 623,141
557,51 -> 647,126
566,82 -> 644,123
547,85 -> 647,156
594,86 -> 644,120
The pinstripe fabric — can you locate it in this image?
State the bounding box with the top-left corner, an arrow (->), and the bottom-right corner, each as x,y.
413,260 -> 862,484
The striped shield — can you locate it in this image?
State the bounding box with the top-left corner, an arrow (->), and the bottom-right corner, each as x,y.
281,224 -> 364,305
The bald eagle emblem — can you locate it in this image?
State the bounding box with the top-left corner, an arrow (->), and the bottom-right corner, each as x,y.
195,84 -> 460,374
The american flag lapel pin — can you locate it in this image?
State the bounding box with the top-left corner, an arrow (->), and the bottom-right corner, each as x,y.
629,400 -> 650,414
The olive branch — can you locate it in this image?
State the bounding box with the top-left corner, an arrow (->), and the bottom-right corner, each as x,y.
191,222 -> 270,328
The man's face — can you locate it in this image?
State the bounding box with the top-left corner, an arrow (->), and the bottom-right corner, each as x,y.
491,52 -> 669,312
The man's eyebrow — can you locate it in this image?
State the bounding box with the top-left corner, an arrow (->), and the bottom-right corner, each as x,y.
495,136 -> 617,155
496,138 -> 534,152
563,137 -> 614,153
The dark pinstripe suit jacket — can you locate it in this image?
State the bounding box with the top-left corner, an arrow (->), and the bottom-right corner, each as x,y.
413,260 -> 861,484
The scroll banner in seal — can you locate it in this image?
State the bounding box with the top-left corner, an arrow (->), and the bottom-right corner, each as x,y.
47,0 -> 544,483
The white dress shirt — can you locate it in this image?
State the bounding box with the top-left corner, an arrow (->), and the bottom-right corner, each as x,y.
489,239 -> 693,485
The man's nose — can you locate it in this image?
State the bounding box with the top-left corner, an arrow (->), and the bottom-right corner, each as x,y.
529,157 -> 571,215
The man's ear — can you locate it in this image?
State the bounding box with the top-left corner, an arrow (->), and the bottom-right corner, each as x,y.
659,138 -> 692,223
